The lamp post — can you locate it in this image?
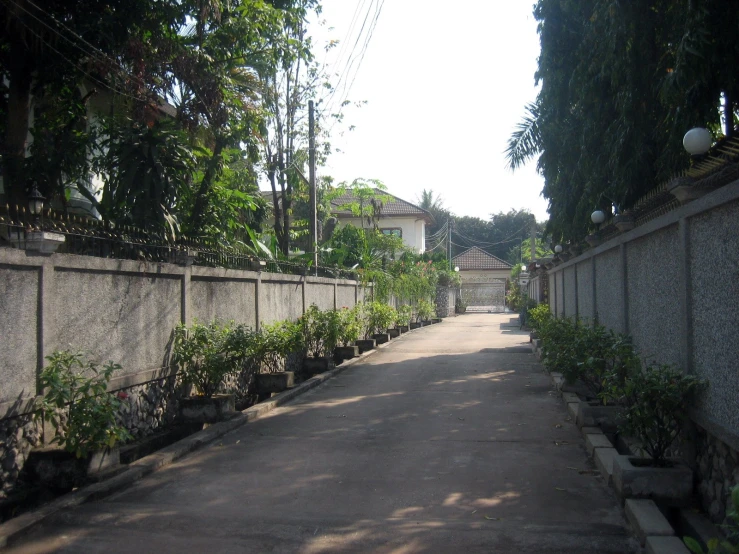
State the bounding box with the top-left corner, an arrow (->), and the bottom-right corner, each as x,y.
24,187 -> 65,254
28,185 -> 45,228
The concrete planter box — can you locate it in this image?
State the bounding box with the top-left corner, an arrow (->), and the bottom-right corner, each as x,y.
387,328 -> 401,338
421,320 -> 433,326
255,372 -> 294,395
576,399 -> 623,432
302,356 -> 331,377
372,333 -> 390,345
397,325 -> 410,334
431,318 -> 442,324
334,345 -> 360,362
355,339 -> 376,353
180,394 -> 236,424
409,322 -> 423,330
612,455 -> 694,506
25,446 -> 120,490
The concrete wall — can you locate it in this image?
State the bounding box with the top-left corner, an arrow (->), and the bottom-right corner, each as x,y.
545,180 -> 739,454
0,248 -> 366,417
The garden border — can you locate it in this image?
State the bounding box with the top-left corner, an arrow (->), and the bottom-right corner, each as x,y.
0,324 -> 431,548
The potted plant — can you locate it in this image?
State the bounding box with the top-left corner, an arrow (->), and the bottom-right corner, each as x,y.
252,320 -> 302,397
416,299 -> 435,323
334,305 -> 362,362
611,363 -> 705,506
395,304 -> 412,333
28,350 -> 132,490
300,305 -> 340,377
455,297 -> 467,314
366,301 -> 396,344
172,320 -> 241,423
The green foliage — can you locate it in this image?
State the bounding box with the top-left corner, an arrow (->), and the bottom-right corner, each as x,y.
365,302 -> 397,337
251,320 -> 303,374
338,305 -> 363,346
618,363 -> 705,466
417,299 -> 436,321
512,0 -> 739,242
300,305 -> 341,358
684,484 -> 739,553
172,320 -> 244,398
452,210 -> 541,261
87,118 -> 196,230
36,351 -> 132,458
395,304 -> 413,327
527,303 -> 552,331
437,269 -> 461,288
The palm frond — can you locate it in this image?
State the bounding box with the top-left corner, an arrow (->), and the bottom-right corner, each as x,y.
505,102 -> 542,171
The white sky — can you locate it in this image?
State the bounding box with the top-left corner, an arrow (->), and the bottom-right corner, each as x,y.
309,1 -> 549,223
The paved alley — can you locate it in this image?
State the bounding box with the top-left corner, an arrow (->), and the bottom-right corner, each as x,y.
7,314 -> 637,553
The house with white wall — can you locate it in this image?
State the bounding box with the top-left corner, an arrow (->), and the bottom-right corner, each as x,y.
329,188 -> 434,253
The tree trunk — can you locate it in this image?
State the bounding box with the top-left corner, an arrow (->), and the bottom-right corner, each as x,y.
2,43 -> 33,207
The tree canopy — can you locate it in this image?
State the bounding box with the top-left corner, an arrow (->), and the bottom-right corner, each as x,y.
507,0 -> 739,242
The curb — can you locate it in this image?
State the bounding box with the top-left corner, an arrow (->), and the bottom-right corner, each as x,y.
0,324 -> 427,549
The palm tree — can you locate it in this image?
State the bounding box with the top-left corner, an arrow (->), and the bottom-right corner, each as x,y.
505,101 -> 541,171
417,189 -> 444,211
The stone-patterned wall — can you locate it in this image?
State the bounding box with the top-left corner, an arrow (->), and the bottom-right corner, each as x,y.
695,428 -> 739,525
435,286 -> 455,318
543,181 -> 739,524
0,414 -> 41,498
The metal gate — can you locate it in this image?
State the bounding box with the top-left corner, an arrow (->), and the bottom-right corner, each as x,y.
461,278 -> 507,313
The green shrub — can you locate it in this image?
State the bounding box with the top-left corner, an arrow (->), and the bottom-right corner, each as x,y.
527,303 -> 552,331
35,351 -> 132,458
395,304 -> 413,327
300,305 -> 341,358
417,299 -> 436,321
365,301 -> 397,336
338,306 -> 362,346
252,320 -> 303,373
173,320 -> 243,397
619,363 -> 704,466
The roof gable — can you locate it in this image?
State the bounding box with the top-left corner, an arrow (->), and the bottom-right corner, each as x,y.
452,246 -> 512,270
330,188 -> 434,223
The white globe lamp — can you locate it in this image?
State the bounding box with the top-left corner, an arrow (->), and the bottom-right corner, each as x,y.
683,128 -> 712,156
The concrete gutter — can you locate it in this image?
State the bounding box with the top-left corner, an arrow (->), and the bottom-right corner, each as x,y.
0,325 -> 430,548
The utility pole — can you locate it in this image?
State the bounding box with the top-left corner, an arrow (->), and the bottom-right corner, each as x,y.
448,217 -> 452,270
308,100 -> 317,275
530,215 -> 537,263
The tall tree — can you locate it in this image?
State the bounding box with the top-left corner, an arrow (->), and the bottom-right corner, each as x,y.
507,0 -> 739,242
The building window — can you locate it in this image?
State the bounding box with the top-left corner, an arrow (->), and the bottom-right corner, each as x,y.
381,228 -> 402,238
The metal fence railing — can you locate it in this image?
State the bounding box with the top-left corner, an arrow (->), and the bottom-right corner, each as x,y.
0,205 -> 358,280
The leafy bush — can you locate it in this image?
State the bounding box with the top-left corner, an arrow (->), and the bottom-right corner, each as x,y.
300,305 -> 341,358
338,305 -> 362,346
417,299 -> 436,321
527,303 -> 552,331
573,325 -> 639,399
619,363 -> 704,466
35,351 -> 132,458
685,485 -> 739,553
455,297 -> 467,313
396,304 -> 413,327
252,320 -> 303,373
365,302 -> 397,336
173,320 -> 243,397
437,270 -> 461,288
